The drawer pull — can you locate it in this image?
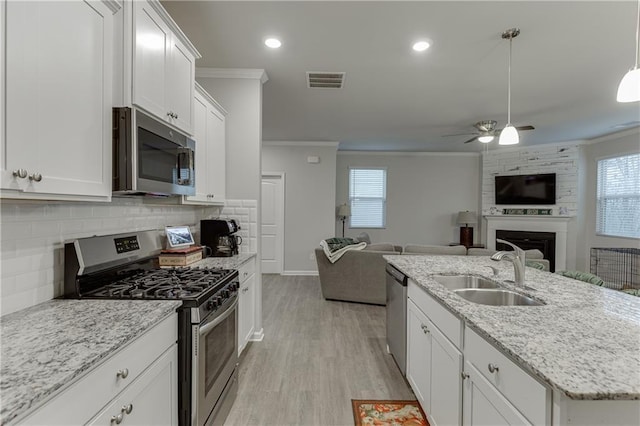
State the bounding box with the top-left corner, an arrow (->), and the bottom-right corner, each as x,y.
421,324 -> 430,334
488,363 -> 499,373
28,172 -> 42,182
461,371 -> 470,380
12,169 -> 28,179
122,403 -> 133,415
110,413 -> 124,425
116,368 -> 129,379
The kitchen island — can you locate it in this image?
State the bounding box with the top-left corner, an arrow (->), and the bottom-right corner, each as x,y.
385,254 -> 640,426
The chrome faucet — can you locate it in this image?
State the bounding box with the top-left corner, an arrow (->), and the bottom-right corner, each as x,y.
491,239 -> 526,287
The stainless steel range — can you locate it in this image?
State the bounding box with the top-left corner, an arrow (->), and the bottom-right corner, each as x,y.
64,230 -> 239,426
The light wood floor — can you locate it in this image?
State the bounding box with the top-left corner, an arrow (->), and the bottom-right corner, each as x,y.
225,274 -> 414,426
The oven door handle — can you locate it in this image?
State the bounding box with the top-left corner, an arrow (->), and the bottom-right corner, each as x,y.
199,298 -> 237,336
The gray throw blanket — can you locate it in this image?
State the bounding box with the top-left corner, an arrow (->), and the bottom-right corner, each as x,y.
320,237 -> 367,263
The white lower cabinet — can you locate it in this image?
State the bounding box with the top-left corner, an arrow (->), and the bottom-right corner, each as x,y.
463,328 -> 550,426
407,282 -> 462,426
88,345 -> 178,426
21,313 -> 177,425
238,257 -> 256,355
462,361 -> 530,426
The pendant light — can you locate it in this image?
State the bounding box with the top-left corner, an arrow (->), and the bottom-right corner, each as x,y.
499,28 -> 520,145
617,0 -> 640,102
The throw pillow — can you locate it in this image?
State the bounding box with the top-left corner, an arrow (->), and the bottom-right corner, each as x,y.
555,270 -> 605,286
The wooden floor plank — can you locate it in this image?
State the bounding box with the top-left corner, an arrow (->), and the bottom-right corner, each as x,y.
225,274 -> 414,426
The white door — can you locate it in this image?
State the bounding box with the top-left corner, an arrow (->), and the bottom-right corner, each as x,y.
261,174 -> 284,274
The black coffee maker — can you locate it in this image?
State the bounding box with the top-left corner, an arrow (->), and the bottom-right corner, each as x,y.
201,219 -> 242,257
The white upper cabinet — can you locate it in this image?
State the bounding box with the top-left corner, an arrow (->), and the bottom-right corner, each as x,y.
132,0 -> 198,135
1,0 -> 118,201
183,83 -> 227,205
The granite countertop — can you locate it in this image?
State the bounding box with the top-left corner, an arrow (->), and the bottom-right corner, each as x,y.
0,299 -> 181,425
191,252 -> 256,270
384,255 -> 640,401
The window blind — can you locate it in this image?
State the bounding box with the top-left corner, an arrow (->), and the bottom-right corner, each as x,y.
596,153 -> 640,238
349,168 -> 387,228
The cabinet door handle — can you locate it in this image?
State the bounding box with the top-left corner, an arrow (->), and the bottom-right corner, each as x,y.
12,169 -> 28,179
421,324 -> 430,334
122,403 -> 133,415
488,363 -> 499,373
116,368 -> 129,379
28,172 -> 42,182
110,413 -> 123,425
461,371 -> 470,380
174,113 -> 179,119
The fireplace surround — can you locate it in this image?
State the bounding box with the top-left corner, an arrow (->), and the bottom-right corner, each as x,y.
485,215 -> 573,271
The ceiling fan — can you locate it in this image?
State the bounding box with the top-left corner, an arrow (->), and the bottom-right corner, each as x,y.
443,120 -> 535,144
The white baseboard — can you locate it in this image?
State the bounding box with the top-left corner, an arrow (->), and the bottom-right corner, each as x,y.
281,270 -> 319,276
250,328 -> 264,342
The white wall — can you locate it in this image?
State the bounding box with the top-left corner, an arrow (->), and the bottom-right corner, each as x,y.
196,69 -> 265,337
335,152 -> 481,246
262,142 -> 338,274
0,199 -> 220,315
577,128 -> 640,271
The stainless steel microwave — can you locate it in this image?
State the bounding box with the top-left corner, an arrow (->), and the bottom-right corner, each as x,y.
112,107 -> 195,196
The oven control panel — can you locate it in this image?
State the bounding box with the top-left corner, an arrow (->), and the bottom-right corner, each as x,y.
114,235 -> 140,254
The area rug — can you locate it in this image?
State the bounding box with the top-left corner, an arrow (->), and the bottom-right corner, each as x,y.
352,400 -> 429,426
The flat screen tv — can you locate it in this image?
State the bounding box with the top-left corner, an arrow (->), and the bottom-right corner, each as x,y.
495,173 -> 556,205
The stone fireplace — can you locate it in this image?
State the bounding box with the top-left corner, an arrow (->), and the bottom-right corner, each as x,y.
485,215 -> 573,271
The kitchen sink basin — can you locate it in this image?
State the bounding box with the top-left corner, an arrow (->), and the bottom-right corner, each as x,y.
453,288 -> 544,306
432,275 -> 502,291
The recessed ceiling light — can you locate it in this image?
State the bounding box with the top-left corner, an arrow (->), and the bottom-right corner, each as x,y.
265,38 -> 282,49
412,40 -> 430,52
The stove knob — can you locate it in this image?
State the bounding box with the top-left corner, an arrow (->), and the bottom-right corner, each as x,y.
206,300 -> 215,311
215,296 -> 223,305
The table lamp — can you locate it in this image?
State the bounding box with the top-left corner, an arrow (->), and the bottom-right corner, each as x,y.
457,211 -> 477,248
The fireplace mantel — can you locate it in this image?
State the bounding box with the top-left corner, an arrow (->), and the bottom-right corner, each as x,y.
484,215 -> 574,270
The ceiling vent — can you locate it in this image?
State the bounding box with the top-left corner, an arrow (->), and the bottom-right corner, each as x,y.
307,72 -> 345,89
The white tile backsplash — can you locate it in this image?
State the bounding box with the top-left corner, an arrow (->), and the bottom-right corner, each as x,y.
0,198 -> 221,316
212,199 -> 258,255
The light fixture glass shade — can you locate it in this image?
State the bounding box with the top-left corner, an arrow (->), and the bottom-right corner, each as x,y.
498,125 -> 519,145
457,211 -> 477,225
617,67 -> 640,102
337,204 -> 351,218
478,135 -> 494,143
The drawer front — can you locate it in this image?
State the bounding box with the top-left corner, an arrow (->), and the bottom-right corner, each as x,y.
408,279 -> 462,349
22,313 -> 178,425
238,257 -> 256,283
465,328 -> 549,426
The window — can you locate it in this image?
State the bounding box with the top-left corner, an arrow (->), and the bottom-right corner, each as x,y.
349,168 -> 387,228
596,153 -> 640,238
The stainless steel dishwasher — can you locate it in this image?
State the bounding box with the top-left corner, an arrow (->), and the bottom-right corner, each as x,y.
386,263 -> 408,375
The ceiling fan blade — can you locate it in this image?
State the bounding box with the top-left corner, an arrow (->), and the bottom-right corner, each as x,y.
495,125 -> 535,135
463,136 -> 479,144
442,132 -> 478,137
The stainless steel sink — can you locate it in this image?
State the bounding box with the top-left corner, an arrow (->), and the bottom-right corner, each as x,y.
453,288 -> 544,306
432,275 -> 502,291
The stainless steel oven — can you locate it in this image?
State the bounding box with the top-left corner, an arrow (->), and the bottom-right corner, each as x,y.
192,297 -> 239,426
113,107 -> 196,196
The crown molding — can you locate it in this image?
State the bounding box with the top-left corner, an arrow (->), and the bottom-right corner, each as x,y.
194,82 -> 228,115
263,141 -> 339,148
196,68 -> 269,84
583,126 -> 640,145
148,0 -> 201,58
